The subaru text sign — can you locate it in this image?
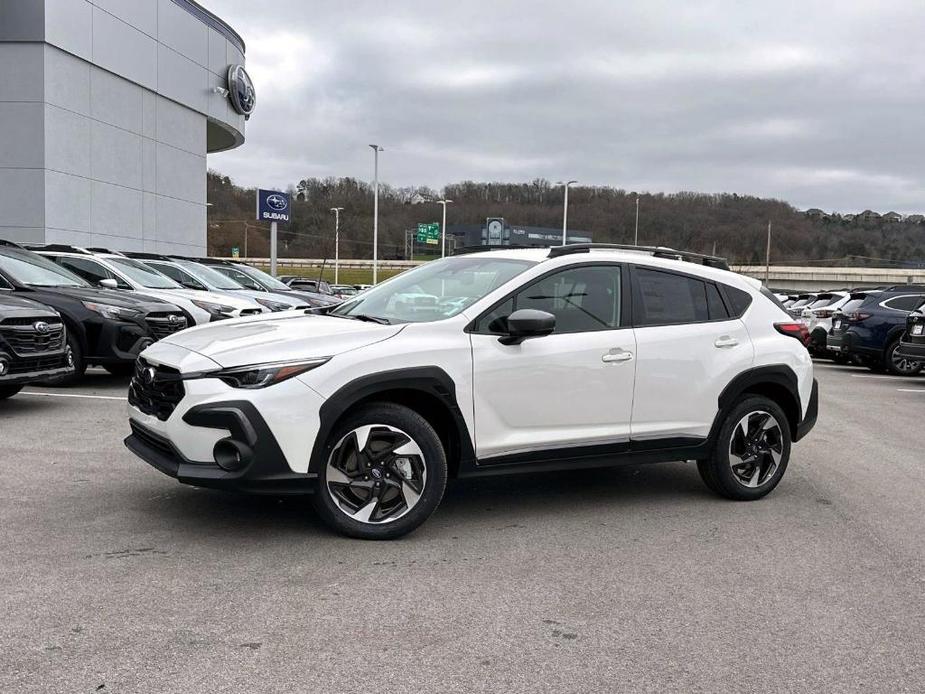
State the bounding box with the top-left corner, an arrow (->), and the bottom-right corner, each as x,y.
256,189 -> 290,223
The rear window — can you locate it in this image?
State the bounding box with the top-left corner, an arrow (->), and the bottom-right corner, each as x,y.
808,294 -> 842,308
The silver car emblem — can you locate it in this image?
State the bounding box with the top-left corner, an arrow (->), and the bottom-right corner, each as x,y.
33,321 -> 50,334
142,367 -> 156,385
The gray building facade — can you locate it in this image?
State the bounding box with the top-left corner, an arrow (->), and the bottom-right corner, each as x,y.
0,0 -> 250,254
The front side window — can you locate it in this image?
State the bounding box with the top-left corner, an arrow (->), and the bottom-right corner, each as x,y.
634,267 -> 711,326
478,264 -> 622,334
57,257 -> 131,289
148,262 -> 204,290
333,256 -> 536,324
0,248 -> 88,287
172,259 -> 244,290
214,266 -> 264,291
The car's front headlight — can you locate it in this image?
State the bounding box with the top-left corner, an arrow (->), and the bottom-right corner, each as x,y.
81,301 -> 141,321
191,299 -> 236,319
212,358 -> 331,389
255,297 -> 293,312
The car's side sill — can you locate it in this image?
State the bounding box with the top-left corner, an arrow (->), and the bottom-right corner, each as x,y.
463,437 -> 709,478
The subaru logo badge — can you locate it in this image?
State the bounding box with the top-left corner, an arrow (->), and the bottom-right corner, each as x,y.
142,367 -> 156,385
168,314 -> 180,324
33,321 -> 50,334
370,468 -> 383,480
266,194 -> 288,211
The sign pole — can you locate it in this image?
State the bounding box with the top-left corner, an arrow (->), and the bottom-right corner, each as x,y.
270,221 -> 278,277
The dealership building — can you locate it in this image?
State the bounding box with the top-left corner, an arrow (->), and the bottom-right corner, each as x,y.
0,0 -> 252,255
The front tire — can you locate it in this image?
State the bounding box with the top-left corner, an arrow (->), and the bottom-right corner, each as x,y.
697,396 -> 792,500
0,385 -> 22,400
311,403 -> 447,539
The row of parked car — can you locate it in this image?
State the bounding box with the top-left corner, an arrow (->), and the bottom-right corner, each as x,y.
775,285 -> 925,376
0,240 -> 360,397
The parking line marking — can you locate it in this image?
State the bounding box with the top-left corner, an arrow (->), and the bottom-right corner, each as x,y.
897,388 -> 925,393
18,391 -> 126,401
851,374 -> 918,380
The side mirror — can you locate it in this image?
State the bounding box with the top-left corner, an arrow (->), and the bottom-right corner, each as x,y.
499,309 -> 556,345
98,278 -> 118,289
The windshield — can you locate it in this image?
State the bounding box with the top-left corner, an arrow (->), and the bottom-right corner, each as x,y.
109,257 -> 182,289
808,294 -> 844,309
0,248 -> 89,287
173,259 -> 244,290
231,264 -> 292,291
331,256 -> 536,323
790,298 -> 814,309
840,297 -> 872,314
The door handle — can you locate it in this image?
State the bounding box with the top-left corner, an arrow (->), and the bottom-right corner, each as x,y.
714,335 -> 739,348
602,349 -> 633,363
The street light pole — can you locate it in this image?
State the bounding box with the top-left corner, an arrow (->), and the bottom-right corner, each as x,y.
634,195 -> 640,245
765,219 -> 772,286
435,199 -> 453,258
557,180 -> 578,245
330,207 -> 344,284
369,144 -> 383,284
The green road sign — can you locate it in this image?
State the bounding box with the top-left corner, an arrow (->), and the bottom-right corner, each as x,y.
416,222 -> 440,245
231,246 -> 240,258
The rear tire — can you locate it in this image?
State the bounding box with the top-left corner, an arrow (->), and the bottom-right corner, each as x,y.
697,396 -> 791,501
310,402 -> 447,540
0,385 -> 23,400
884,340 -> 922,376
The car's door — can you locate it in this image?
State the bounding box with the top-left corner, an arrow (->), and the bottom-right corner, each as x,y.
469,263 -> 637,460
629,266 -> 754,442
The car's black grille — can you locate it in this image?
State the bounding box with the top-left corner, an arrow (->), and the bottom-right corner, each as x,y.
7,353 -> 69,374
128,358 -> 185,421
129,420 -> 178,459
145,312 -> 188,340
0,317 -> 65,355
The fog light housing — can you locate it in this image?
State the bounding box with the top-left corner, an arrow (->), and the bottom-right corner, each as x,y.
213,438 -> 253,471
65,347 -> 74,368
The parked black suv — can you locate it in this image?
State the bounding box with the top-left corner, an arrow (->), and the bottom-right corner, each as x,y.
0,241 -> 188,381
828,286 -> 925,375
896,308 -> 925,364
0,294 -> 74,398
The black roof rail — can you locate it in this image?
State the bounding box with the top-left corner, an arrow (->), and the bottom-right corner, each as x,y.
24,243 -> 93,254
546,243 -> 730,270
85,247 -> 126,256
0,239 -> 25,249
123,251 -> 173,261
451,244 -> 544,256
884,284 -> 925,291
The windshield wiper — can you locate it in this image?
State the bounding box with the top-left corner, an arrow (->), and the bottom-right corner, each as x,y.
350,314 -> 391,324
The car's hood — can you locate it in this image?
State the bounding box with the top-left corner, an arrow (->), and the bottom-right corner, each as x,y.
34,286 -> 174,310
160,312 -> 404,367
0,293 -> 60,317
279,288 -> 342,306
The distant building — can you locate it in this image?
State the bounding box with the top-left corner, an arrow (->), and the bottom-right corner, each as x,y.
856,210 -> 882,223
882,211 -> 903,222
842,213 -> 855,222
445,221 -> 592,249
905,214 -> 925,224
407,193 -> 428,205
804,208 -> 827,219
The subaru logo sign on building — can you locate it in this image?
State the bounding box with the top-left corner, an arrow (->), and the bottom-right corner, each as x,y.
257,189 -> 290,223
227,65 -> 256,119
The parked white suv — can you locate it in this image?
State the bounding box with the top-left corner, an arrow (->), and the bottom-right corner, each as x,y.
125,245 -> 817,539
799,291 -> 850,357
35,247 -> 265,324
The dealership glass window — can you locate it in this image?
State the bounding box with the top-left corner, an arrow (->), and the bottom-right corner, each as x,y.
634,268 -> 710,326
56,257 -> 131,289
479,265 -> 623,334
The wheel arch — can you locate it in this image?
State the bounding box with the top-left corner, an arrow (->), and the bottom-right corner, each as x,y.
714,366 -> 802,442
308,367 -> 476,478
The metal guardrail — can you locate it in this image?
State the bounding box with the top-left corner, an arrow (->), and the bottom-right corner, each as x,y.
215,258 -> 426,269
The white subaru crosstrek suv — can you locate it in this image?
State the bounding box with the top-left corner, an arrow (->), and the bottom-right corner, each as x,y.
125,244 -> 818,539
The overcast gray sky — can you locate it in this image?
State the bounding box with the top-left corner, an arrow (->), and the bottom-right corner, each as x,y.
207,0 -> 925,213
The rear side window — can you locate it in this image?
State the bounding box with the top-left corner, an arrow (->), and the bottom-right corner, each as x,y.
883,295 -> 925,311
634,267 -> 710,326
724,285 -> 754,317
706,283 -> 729,319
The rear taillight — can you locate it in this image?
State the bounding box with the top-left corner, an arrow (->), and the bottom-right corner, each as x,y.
846,312 -> 871,322
774,322 -> 810,346
815,310 -> 833,319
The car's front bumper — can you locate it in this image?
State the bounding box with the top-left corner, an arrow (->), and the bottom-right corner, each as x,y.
0,349 -> 73,385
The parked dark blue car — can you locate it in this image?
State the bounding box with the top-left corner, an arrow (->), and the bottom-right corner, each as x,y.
827,286 -> 925,375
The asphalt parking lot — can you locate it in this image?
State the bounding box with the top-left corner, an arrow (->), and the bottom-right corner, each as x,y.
1,363 -> 923,693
